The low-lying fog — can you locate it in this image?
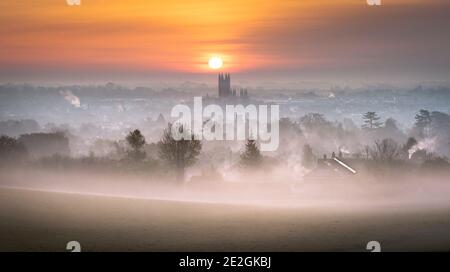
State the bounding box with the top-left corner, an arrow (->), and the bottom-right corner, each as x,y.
2,166 -> 450,210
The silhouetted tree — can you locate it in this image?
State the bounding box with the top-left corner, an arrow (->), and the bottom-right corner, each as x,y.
299,113 -> 331,130
18,132 -> 69,158
240,139 -> 262,167
414,109 -> 432,137
0,135 -> 28,163
384,118 -> 398,130
362,112 -> 382,129
158,124 -> 201,183
126,129 -> 146,160
371,138 -> 399,162
379,117 -> 407,144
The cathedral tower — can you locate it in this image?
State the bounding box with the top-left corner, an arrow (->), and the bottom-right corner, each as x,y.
218,73 -> 231,98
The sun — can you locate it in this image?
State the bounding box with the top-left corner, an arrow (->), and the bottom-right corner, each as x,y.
208,56 -> 223,69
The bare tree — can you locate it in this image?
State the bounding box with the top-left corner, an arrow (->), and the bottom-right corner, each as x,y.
370,138 -> 399,162
158,123 -> 202,183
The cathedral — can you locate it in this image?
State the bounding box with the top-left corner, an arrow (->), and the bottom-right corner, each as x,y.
218,73 -> 248,99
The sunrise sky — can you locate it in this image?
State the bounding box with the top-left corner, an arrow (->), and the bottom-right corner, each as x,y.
0,0 -> 449,84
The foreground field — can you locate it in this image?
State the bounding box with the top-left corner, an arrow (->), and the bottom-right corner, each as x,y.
1,186 -> 450,251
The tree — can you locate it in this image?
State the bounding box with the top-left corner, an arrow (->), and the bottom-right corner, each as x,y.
302,144 -> 314,168
414,109 -> 432,137
370,138 -> 399,162
126,129 -> 146,160
299,113 -> 331,130
0,135 -> 28,163
384,118 -> 398,130
362,112 -> 382,129
240,139 -> 262,167
18,132 -> 69,158
157,124 -> 201,182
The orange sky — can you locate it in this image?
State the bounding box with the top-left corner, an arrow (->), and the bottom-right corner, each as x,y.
0,0 -> 306,72
1,0 -> 449,82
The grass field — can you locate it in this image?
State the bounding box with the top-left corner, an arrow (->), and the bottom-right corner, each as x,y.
1,186 -> 450,252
